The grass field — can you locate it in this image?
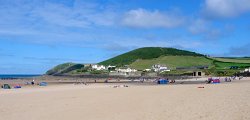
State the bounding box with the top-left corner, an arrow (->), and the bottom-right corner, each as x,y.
213,57 -> 250,63
129,56 -> 213,70
213,61 -> 250,69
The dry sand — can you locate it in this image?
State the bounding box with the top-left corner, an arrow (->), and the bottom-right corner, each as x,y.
0,78 -> 250,120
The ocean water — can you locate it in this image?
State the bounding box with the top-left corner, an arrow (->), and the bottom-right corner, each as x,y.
0,74 -> 41,79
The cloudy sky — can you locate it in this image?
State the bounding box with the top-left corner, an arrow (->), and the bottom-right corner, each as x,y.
0,0 -> 250,74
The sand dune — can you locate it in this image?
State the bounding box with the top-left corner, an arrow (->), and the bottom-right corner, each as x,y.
0,78 -> 250,120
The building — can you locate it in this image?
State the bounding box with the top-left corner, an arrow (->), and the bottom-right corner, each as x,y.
92,64 -> 106,70
244,68 -> 250,72
107,65 -> 116,71
176,65 -> 209,70
152,64 -> 170,72
193,71 -> 205,77
143,69 -> 151,72
109,68 -> 140,77
108,67 -> 140,77
116,68 -> 137,73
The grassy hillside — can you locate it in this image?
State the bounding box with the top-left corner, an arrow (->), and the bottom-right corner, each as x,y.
213,57 -> 250,63
129,56 -> 213,70
100,47 -> 250,70
45,47 -> 250,76
46,63 -> 84,75
99,47 -> 204,66
213,61 -> 250,69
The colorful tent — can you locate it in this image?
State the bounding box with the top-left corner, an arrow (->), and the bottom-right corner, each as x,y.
39,82 -> 48,86
158,79 -> 169,84
2,84 -> 11,89
14,85 -> 22,88
212,79 -> 220,84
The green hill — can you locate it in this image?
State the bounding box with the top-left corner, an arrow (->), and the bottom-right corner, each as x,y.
99,47 -> 204,66
46,63 -> 84,75
99,47 -> 250,71
45,47 -> 250,76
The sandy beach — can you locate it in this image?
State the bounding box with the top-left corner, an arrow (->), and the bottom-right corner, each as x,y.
0,77 -> 250,120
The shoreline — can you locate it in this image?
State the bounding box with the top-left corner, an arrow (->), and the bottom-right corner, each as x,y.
0,76 -> 247,90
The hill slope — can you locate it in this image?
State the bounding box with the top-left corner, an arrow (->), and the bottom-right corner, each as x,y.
213,57 -> 250,63
45,47 -> 250,75
130,56 -> 213,70
46,63 -> 84,75
99,47 -> 204,66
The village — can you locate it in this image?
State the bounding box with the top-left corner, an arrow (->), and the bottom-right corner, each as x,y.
88,64 -> 250,78
89,64 -> 207,77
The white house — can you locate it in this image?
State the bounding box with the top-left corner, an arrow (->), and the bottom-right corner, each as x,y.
144,69 -> 151,72
92,65 -> 106,70
244,68 -> 250,72
152,64 -> 170,72
107,65 -> 116,68
116,68 -> 137,73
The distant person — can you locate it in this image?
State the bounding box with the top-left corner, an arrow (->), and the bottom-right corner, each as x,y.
31,79 -> 35,85
170,80 -> 175,83
207,78 -> 212,84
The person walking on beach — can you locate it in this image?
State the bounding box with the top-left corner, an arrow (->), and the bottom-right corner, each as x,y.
31,79 -> 35,85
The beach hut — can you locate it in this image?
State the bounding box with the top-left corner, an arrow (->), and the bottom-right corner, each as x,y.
158,79 -> 169,84
39,82 -> 48,86
2,84 -> 11,89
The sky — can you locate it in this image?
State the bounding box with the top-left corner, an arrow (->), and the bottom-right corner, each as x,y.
0,0 -> 250,74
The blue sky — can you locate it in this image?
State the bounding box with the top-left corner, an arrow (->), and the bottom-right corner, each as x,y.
0,0 -> 250,74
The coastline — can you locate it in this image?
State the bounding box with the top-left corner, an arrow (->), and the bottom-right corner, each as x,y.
0,75 -> 242,89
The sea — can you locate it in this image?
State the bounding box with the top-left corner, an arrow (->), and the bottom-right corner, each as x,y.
0,74 -> 42,79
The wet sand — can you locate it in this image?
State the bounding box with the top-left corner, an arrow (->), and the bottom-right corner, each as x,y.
0,77 -> 249,120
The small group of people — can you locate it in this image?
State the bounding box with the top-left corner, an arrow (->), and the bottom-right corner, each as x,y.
169,79 -> 176,83
207,78 -> 220,84
225,77 -> 232,82
26,79 -> 35,85
226,76 -> 244,82
113,85 -> 129,88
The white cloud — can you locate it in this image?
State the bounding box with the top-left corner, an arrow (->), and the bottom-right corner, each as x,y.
0,0 -> 122,45
188,18 -> 235,40
30,1 -> 119,28
0,0 -> 216,50
32,3 -> 90,28
188,19 -> 209,34
122,8 -> 184,28
203,0 -> 250,18
0,0 -> 119,32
